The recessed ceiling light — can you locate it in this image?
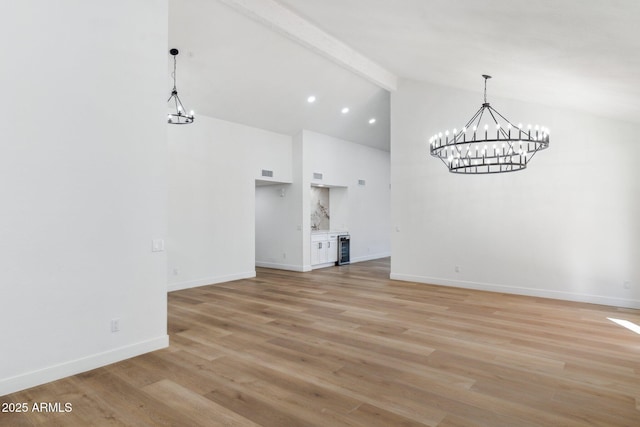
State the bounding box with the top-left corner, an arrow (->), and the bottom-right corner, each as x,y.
341,107 -> 350,114
369,118 -> 376,124
307,95 -> 316,103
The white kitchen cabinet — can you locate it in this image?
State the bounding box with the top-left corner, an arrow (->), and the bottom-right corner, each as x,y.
327,233 -> 338,263
311,232 -> 339,268
311,233 -> 327,265
311,240 -> 325,264
311,242 -> 319,265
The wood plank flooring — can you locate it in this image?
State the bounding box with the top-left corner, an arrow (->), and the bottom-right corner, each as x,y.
3,258 -> 640,426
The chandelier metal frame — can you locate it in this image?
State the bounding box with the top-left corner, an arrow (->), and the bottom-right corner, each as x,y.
429,75 -> 549,174
167,48 -> 194,125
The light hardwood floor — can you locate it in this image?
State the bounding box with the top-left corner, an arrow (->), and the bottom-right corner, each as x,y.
3,258 -> 640,426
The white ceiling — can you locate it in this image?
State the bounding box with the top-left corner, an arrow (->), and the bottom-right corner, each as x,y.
170,0 -> 640,151
169,0 -> 390,151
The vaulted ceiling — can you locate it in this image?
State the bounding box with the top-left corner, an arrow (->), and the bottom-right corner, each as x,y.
170,0 -> 640,151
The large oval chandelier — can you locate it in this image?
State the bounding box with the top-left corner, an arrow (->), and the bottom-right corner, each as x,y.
429,75 -> 549,174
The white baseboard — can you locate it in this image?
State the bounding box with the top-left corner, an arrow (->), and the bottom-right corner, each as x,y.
350,252 -> 391,263
0,335 -> 169,397
390,273 -> 640,309
255,261 -> 306,272
262,254 -> 391,271
168,271 -> 256,292
311,261 -> 336,270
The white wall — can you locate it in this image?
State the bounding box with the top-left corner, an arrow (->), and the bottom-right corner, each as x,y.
255,183 -> 302,270
391,79 -> 640,308
255,129 -> 391,272
0,1 -> 169,395
168,115 -> 292,290
255,131 -> 308,272
329,187 -> 349,232
304,130 -> 391,265
294,132 -> 310,270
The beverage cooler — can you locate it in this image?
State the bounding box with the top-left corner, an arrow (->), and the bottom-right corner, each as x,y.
337,234 -> 350,265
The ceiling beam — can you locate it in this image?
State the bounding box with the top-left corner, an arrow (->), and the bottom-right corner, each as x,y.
217,0 -> 398,92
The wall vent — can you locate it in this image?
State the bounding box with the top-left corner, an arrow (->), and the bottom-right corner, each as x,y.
261,169 -> 274,178
358,179 -> 366,186
313,172 -> 323,180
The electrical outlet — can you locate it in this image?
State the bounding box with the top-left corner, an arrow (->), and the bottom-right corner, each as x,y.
623,281 -> 630,289
111,318 -> 120,333
455,265 -> 460,273
282,252 -> 287,259
172,268 -> 179,276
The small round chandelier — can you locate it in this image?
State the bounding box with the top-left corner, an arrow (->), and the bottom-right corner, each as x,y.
429,75 -> 549,174
167,48 -> 194,125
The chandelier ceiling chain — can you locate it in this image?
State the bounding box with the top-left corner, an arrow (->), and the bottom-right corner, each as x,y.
483,74 -> 488,104
167,48 -> 194,125
429,75 -> 549,174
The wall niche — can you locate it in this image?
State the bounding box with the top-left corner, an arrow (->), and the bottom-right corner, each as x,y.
310,186 -> 330,230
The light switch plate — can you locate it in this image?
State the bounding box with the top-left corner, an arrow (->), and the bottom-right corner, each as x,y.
152,239 -> 165,252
